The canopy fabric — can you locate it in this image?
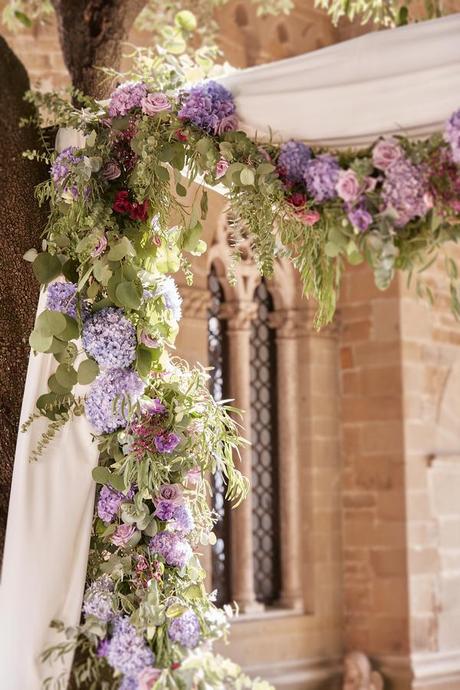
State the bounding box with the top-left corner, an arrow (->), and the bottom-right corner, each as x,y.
1,14 -> 460,690
0,291 -> 99,689
218,14 -> 460,148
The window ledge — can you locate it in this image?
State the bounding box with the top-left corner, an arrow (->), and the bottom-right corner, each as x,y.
232,605 -> 305,623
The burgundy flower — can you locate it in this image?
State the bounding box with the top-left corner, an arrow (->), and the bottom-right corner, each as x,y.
113,190 -> 131,214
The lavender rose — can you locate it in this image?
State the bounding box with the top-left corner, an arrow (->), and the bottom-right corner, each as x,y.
336,170 -> 361,203
217,114 -> 238,135
111,524 -> 137,547
372,138 -> 403,171
141,93 -> 171,115
348,206 -> 373,232
138,668 -> 162,690
215,158 -> 229,179
92,234 -> 108,258
101,161 -> 121,181
158,483 -> 183,504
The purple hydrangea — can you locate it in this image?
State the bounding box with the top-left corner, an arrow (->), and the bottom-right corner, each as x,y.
119,677 -> 138,690
85,368 -> 145,434
154,432 -> 181,454
444,109 -> 460,164
51,147 -> 81,184
277,141 -> 312,183
154,500 -> 177,521
347,205 -> 373,232
149,531 -> 192,569
154,277 -> 182,322
381,157 -> 429,227
46,281 -> 78,319
97,638 -> 110,657
106,616 -> 154,676
178,81 -> 237,135
97,484 -> 134,523
82,307 -> 137,369
108,82 -> 148,118
83,575 -> 114,622
171,505 -> 195,534
168,610 -> 200,649
303,154 -> 341,202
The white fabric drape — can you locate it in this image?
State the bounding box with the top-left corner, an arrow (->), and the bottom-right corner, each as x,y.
0,291 -> 99,689
218,14 -> 460,147
1,13 -> 460,690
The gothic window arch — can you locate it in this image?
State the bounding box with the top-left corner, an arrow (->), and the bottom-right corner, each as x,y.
206,218 -> 303,613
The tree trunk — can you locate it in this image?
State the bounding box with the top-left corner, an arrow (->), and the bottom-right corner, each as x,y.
51,0 -> 147,98
0,36 -> 48,562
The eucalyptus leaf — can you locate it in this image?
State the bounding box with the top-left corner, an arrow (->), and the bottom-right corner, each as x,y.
92,466 -> 112,485
32,253 -> 62,285
77,358 -> 99,385
116,281 -> 142,310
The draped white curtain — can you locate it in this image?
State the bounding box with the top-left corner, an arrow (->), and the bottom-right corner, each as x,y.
1,13 -> 460,690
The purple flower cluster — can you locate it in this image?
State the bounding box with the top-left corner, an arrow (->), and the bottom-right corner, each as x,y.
444,109 -> 460,164
82,307 -> 137,369
154,431 -> 181,454
168,610 -> 201,649
149,531 -> 192,569
154,501 -> 194,533
83,575 -> 114,622
97,484 -> 135,523
347,205 -> 373,232
108,82 -> 148,118
178,81 -> 237,135
154,277 -> 182,322
303,154 -> 341,202
381,157 -> 429,227
46,281 -> 78,319
277,141 -> 312,183
106,616 -> 154,676
51,147 -> 81,184
85,368 -> 145,434
119,677 -> 138,690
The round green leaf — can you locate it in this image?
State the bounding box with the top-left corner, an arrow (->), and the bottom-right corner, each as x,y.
55,363 -> 78,389
46,337 -> 69,355
174,9 -> 197,31
29,329 -> 53,352
48,374 -> 70,394
92,466 -> 112,485
78,358 -> 99,385
35,310 -> 67,337
62,259 -> 79,283
240,168 -> 255,186
59,315 -> 79,342
32,252 -> 62,285
116,281 -> 142,310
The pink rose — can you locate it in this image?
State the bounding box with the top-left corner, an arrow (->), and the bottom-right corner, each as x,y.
91,233 -> 107,258
215,158 -> 229,179
372,138 -> 403,171
364,176 -> 377,193
217,114 -> 238,135
141,93 -> 171,116
111,524 -> 136,547
101,160 -> 121,181
336,170 -> 360,202
423,191 -> 434,210
138,667 -> 162,690
296,209 -> 321,226
158,483 -> 183,505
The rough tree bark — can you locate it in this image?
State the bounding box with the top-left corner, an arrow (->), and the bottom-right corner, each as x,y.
0,35 -> 48,561
51,0 -> 148,98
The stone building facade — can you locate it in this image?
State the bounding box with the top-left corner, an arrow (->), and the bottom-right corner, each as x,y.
2,3 -> 460,689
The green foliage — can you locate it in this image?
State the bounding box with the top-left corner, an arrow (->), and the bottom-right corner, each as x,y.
314,0 -> 445,27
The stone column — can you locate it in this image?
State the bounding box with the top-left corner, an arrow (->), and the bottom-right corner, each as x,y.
271,308 -> 304,611
223,300 -> 263,612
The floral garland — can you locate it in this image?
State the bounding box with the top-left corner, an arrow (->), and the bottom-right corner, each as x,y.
24,71 -> 460,690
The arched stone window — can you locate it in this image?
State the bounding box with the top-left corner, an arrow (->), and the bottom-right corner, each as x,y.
206,218 -> 304,613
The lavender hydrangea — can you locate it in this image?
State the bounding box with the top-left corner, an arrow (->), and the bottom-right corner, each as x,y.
85,368 -> 145,434
119,677 -> 138,690
154,500 -> 177,521
381,157 -> 429,227
444,109 -> 460,164
178,81 -> 237,135
154,277 -> 182,322
168,610 -> 201,649
277,141 -> 312,183
97,484 -> 134,523
83,575 -> 114,622
108,82 -> 148,117
46,281 -> 78,319
82,307 -> 137,369
51,147 -> 81,184
149,531 -> 192,569
303,154 -> 341,202
154,432 -> 181,454
106,616 -> 154,676
171,505 -> 195,534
